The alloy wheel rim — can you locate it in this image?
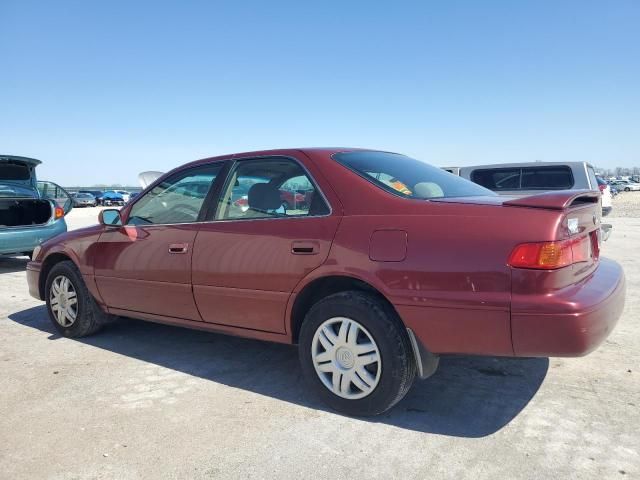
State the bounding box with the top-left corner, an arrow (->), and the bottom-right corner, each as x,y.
50,275 -> 78,327
311,317 -> 382,400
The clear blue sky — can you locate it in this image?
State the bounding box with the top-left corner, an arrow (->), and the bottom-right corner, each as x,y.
2,1 -> 639,186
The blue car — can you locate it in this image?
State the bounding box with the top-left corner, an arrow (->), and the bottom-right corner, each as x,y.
101,190 -> 125,206
0,155 -> 72,258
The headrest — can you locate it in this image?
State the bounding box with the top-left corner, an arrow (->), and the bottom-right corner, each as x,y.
414,182 -> 444,198
248,183 -> 281,211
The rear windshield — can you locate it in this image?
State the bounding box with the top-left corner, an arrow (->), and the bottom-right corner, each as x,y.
0,162 -> 31,181
0,184 -> 35,198
471,166 -> 574,191
333,151 -> 495,199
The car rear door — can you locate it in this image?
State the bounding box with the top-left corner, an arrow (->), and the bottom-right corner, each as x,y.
93,162 -> 227,320
191,155 -> 341,333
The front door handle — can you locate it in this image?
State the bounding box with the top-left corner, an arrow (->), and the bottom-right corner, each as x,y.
168,243 -> 189,254
291,240 -> 319,255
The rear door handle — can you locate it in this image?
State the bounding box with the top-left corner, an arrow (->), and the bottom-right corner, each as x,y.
168,243 -> 189,254
291,240 -> 319,255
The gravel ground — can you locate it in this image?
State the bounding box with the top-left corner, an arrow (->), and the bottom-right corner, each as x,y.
609,191 -> 640,218
0,206 -> 638,479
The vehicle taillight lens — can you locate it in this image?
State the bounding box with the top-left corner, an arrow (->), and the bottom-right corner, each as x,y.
54,206 -> 64,219
598,184 -> 606,193
508,235 -> 593,270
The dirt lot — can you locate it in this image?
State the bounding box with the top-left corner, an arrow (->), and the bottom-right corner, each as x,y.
1,201 -> 639,479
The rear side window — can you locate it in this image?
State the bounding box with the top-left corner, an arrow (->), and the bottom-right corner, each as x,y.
471,166 -> 574,191
216,157 -> 330,220
334,151 -> 494,199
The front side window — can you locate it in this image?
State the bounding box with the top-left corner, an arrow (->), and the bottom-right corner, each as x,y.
128,164 -> 222,225
216,157 -> 329,220
334,151 -> 494,199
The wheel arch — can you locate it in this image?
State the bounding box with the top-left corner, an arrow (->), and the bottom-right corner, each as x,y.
289,274 -> 402,345
39,252 -> 75,299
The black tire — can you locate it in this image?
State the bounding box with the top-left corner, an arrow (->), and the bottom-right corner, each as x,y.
625,187 -> 630,192
45,260 -> 108,338
298,291 -> 416,416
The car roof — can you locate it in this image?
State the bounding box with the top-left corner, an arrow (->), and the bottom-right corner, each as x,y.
178,148 -> 366,169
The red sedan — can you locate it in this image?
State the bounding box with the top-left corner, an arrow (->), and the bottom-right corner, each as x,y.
26,149 -> 626,416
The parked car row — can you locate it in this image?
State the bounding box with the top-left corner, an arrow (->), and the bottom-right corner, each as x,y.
608,179 -> 640,192
69,189 -> 138,207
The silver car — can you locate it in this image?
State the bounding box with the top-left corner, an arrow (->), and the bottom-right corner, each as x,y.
447,161 -> 612,237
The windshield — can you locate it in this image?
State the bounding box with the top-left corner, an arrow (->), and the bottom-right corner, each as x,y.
333,151 -> 496,199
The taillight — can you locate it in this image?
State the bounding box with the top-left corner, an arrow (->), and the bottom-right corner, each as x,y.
508,235 -> 593,270
54,206 -> 64,219
598,184 -> 606,193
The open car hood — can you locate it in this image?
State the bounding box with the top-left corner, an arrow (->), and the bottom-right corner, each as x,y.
138,171 -> 165,189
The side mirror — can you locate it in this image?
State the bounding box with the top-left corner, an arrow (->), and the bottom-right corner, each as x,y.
99,209 -> 122,226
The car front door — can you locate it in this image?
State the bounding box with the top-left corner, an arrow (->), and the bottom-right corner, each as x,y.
37,181 -> 73,214
93,162 -> 226,320
192,155 -> 341,333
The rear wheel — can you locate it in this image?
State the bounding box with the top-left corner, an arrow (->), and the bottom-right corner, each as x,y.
625,187 -> 630,192
298,291 -> 416,416
45,261 -> 108,337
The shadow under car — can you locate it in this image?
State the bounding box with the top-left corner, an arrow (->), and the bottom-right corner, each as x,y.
0,256 -> 30,274
9,305 -> 549,437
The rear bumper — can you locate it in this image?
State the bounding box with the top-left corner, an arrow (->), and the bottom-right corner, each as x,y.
26,261 -> 43,300
511,258 -> 626,357
0,219 -> 67,256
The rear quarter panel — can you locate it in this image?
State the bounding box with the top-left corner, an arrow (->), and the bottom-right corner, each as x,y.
297,200 -> 566,356
0,218 -> 67,255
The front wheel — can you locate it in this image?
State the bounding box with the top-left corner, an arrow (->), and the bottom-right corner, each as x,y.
625,187 -> 631,192
298,291 -> 416,416
45,260 -> 109,337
